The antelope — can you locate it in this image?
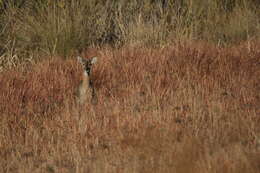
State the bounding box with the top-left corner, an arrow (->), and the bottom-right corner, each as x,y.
77,56 -> 98,105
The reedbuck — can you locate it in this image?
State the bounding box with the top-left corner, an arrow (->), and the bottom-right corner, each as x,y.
77,56 -> 98,105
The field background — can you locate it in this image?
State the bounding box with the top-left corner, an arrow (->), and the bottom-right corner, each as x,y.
0,0 -> 260,172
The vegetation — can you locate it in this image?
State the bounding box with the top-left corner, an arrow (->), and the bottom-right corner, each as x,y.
0,0 -> 259,172
0,0 -> 259,64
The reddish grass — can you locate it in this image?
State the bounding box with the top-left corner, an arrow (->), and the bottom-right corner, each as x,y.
0,41 -> 259,172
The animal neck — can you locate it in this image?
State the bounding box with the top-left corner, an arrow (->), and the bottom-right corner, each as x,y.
83,71 -> 89,77
82,70 -> 91,87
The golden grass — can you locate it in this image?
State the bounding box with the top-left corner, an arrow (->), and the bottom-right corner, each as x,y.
0,41 -> 259,172
1,0 -> 259,62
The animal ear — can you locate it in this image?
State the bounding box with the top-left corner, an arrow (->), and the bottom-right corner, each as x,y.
91,57 -> 98,64
77,56 -> 84,64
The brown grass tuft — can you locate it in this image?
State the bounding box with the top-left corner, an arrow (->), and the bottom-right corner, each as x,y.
0,58 -> 82,116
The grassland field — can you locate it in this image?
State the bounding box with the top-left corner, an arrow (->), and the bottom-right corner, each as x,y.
0,1 -> 260,173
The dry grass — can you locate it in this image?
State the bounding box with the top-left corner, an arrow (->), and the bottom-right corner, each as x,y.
0,41 -> 260,172
1,0 -> 259,63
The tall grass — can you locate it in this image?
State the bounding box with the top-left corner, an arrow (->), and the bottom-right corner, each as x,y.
0,1 -> 259,172
0,41 -> 259,172
0,0 -> 259,67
